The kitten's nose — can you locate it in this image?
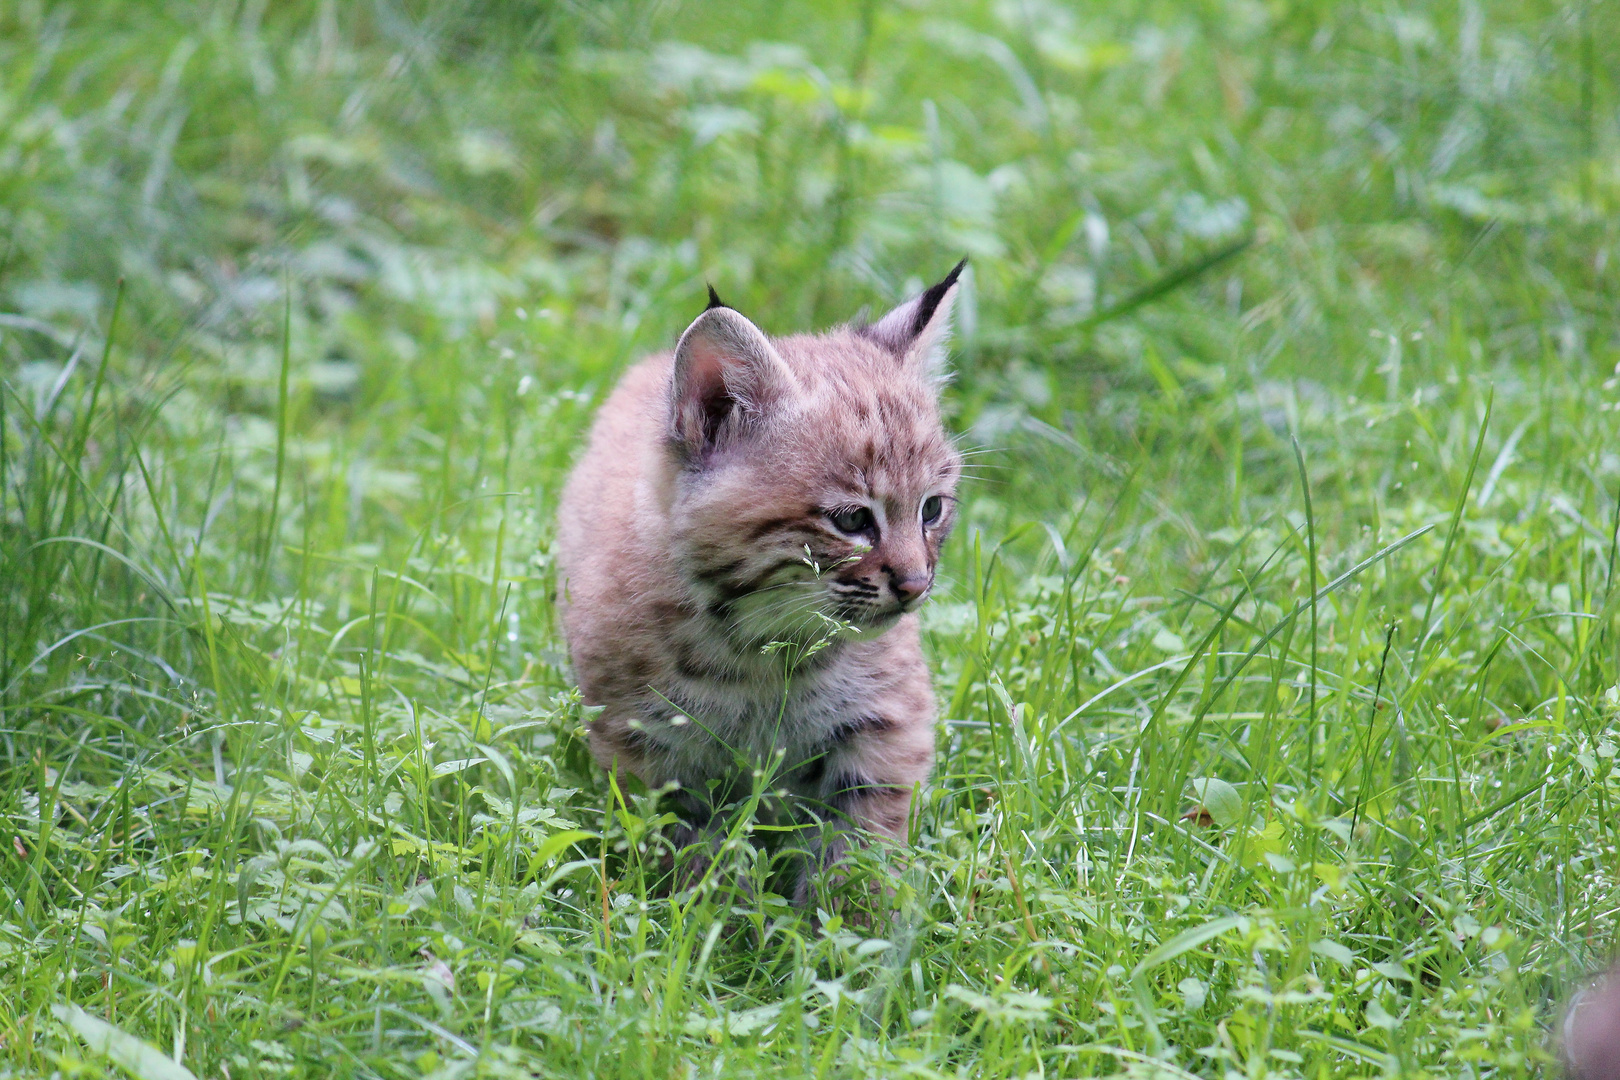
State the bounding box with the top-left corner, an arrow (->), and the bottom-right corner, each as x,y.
890,571 -> 932,604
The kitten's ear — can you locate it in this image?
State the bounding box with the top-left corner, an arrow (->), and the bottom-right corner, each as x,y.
864,259 -> 966,380
670,303 -> 792,460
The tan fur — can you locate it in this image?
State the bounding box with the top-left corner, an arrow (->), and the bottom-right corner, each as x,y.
555,269 -> 964,890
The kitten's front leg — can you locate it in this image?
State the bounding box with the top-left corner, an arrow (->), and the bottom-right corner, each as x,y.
657,785 -> 731,888
791,782 -> 913,915
587,711 -> 731,891
793,717 -> 933,911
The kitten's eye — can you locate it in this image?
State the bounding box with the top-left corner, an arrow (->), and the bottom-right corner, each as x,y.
921,495 -> 944,524
828,506 -> 875,535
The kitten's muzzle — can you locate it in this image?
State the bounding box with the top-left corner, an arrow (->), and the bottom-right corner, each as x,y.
888,569 -> 932,607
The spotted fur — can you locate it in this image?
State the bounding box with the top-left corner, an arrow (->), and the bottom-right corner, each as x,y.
555,266 -> 965,887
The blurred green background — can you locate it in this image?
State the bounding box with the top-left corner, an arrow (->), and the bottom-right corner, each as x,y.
2,1 -> 1618,1076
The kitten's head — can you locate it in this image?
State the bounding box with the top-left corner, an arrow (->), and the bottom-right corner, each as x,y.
665,264 -> 966,646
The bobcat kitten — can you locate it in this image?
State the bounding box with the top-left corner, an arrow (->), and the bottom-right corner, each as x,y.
556,263 -> 965,888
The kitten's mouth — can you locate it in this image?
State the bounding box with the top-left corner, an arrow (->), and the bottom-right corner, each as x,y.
835,598 -> 912,628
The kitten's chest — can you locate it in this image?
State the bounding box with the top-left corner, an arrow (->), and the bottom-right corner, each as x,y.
650,662 -> 864,775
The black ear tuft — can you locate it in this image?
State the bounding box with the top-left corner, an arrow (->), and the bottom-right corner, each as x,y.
910,258 -> 967,338
705,284 -> 729,311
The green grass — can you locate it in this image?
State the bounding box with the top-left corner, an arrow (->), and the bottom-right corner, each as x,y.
3,0 -> 1619,1076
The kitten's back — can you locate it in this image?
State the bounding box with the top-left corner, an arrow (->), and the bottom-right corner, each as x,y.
556,352 -> 675,640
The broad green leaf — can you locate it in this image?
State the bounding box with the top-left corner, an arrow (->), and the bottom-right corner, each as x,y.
1187,777 -> 1242,827
528,829 -> 596,868
53,1004 -> 198,1080
1310,939 -> 1355,966
432,757 -> 487,778
1131,915 -> 1245,979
